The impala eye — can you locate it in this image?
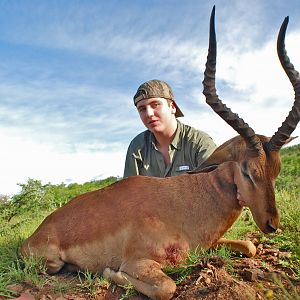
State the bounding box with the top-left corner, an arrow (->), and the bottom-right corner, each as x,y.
241,162 -> 252,182
242,169 -> 251,180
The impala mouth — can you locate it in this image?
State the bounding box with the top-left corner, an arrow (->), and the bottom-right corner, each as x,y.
265,219 -> 278,233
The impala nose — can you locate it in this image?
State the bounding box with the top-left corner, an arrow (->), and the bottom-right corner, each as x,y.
266,219 -> 278,233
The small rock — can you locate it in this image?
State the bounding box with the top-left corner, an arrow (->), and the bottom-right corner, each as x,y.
242,268 -> 264,281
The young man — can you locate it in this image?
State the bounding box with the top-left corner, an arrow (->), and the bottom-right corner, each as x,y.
123,79 -> 216,177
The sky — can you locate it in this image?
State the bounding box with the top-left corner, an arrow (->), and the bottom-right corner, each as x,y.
0,0 -> 300,196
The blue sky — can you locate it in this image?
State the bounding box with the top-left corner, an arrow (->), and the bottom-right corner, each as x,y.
0,0 -> 300,195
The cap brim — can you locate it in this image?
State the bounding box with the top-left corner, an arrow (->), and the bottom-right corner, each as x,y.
174,101 -> 184,118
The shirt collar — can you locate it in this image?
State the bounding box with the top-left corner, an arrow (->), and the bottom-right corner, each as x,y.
170,120 -> 182,150
149,120 -> 183,150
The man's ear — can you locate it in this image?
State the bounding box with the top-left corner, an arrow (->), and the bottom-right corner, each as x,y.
170,101 -> 177,114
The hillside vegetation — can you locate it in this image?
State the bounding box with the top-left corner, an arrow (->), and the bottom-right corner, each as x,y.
0,144 -> 299,299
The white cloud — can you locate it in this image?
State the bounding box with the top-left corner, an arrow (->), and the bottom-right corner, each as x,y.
0,132 -> 126,196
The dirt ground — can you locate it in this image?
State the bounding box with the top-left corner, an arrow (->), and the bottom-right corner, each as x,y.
4,236 -> 300,300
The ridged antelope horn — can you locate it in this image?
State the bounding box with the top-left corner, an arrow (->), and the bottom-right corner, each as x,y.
203,6 -> 262,154
267,16 -> 300,152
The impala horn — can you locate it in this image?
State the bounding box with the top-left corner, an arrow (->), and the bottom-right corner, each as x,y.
267,16 -> 300,152
203,6 -> 263,155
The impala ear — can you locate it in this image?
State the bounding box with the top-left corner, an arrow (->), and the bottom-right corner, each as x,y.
188,164 -> 219,174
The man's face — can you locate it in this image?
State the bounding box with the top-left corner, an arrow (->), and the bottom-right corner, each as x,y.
136,97 -> 176,133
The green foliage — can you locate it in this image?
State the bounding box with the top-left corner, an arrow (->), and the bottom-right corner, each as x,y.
276,144 -> 300,193
164,247 -> 203,284
77,271 -> 135,299
8,179 -> 56,220
0,236 -> 48,298
77,271 -> 110,295
17,254 -> 49,288
118,283 -> 137,300
49,277 -> 73,294
225,208 -> 257,240
48,176 -> 117,208
164,246 -> 233,284
0,240 -> 20,298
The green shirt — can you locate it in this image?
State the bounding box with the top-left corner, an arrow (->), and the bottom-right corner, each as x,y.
123,121 -> 216,177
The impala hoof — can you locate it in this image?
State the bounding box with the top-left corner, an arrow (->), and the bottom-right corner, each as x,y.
244,241 -> 257,257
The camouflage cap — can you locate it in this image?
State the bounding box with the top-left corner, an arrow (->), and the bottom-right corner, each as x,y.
133,79 -> 184,118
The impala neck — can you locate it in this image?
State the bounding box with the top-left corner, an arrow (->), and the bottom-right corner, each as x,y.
172,165 -> 243,249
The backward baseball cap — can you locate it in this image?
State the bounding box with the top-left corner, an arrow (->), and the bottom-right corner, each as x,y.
133,79 -> 184,118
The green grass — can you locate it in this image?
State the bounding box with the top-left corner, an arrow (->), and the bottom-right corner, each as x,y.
164,247 -> 204,284
164,246 -> 234,284
77,270 -> 110,295
276,144 -> 300,194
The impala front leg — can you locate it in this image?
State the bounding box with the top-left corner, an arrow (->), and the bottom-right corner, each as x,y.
215,238 -> 256,257
103,258 -> 176,300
